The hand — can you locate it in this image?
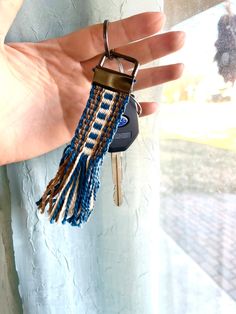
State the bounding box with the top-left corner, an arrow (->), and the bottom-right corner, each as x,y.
0,0 -> 185,165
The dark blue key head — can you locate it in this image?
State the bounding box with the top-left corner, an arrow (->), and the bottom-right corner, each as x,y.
109,95 -> 139,153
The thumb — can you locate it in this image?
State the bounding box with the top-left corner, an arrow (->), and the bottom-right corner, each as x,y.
0,0 -> 24,45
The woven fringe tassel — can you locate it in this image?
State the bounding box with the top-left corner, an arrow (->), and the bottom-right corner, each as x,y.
36,84 -> 129,227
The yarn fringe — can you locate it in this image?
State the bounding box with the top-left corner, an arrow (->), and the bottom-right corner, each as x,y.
36,84 -> 129,227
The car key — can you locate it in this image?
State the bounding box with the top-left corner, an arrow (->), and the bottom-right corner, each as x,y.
109,94 -> 140,206
111,152 -> 123,206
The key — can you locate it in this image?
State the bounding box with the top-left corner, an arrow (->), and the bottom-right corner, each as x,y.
109,94 -> 140,206
111,152 -> 123,206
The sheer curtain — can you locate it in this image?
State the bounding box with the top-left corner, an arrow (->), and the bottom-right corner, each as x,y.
1,1 -> 233,314
2,0 -> 162,313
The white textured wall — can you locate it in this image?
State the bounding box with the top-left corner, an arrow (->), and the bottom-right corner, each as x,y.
4,0 -> 163,313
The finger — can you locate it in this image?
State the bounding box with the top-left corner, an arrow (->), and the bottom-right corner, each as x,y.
0,0 -> 23,46
139,102 -> 159,117
84,31 -> 185,72
116,31 -> 185,66
54,11 -> 165,61
134,63 -> 184,91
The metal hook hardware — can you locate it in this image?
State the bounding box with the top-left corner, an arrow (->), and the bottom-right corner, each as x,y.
103,19 -> 112,59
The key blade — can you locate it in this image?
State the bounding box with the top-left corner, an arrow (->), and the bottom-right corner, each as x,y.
111,152 -> 123,206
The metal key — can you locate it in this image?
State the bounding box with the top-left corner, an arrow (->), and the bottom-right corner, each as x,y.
109,94 -> 140,206
111,152 -> 123,206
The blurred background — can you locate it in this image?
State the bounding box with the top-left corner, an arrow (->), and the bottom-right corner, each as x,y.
159,2 -> 236,313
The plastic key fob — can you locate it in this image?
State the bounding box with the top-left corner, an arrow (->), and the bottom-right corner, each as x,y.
108,94 -> 139,153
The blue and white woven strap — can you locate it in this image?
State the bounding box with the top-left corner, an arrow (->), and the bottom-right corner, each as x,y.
36,83 -> 129,227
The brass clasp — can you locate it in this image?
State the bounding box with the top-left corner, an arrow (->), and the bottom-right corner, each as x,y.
93,51 -> 140,93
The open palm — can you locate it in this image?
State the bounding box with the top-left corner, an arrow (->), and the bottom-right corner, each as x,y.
0,1 -> 184,165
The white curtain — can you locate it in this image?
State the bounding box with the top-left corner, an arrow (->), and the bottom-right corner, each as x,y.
2,0 -> 162,313
2,1 -> 233,314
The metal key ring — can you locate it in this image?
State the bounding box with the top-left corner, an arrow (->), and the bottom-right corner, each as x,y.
130,94 -> 142,116
103,19 -> 112,59
133,96 -> 143,116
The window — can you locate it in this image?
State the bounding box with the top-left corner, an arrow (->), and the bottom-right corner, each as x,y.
159,3 -> 236,313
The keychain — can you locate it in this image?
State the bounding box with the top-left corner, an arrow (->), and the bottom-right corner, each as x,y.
109,94 -> 140,206
36,20 -> 140,227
